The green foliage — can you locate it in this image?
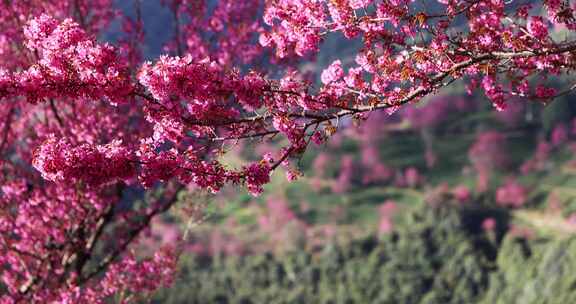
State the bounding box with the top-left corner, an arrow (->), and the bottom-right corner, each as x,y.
154,204 -> 495,304
482,236 -> 576,304
155,201 -> 576,304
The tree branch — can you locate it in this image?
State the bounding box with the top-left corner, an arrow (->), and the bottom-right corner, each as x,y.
77,184 -> 184,285
0,106 -> 14,154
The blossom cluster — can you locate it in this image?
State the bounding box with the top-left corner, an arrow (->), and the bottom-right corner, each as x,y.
0,14 -> 133,104
32,137 -> 135,186
137,55 -> 267,121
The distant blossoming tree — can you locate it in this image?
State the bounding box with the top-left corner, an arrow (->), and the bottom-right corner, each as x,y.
2,0 -> 576,302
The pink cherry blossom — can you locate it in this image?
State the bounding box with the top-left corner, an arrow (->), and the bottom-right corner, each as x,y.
482,218 -> 497,232
452,185 -> 471,203
496,178 -> 528,208
321,60 -> 344,85
527,17 -> 549,40
378,200 -> 397,234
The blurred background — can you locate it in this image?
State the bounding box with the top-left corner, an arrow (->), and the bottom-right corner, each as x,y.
108,1 -> 576,303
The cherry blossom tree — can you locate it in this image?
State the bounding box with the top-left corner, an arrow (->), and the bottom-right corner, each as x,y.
2,0 -> 576,302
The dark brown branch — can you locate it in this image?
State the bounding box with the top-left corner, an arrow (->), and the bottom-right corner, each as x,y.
73,0 -> 87,29
171,1 -> 183,57
70,202 -> 116,281
49,99 -> 64,128
207,130 -> 280,142
0,106 -> 14,154
77,184 -> 184,285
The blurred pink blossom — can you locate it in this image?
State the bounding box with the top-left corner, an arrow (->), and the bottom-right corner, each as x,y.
482,218 -> 497,231
469,131 -> 508,191
332,155 -> 355,193
495,99 -> 525,127
378,200 -> 397,234
551,123 -> 568,146
452,185 -> 471,203
404,167 -> 421,188
520,140 -> 551,174
496,178 -> 528,208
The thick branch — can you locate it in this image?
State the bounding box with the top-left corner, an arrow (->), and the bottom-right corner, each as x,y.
77,184 -> 184,285
0,106 -> 14,154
